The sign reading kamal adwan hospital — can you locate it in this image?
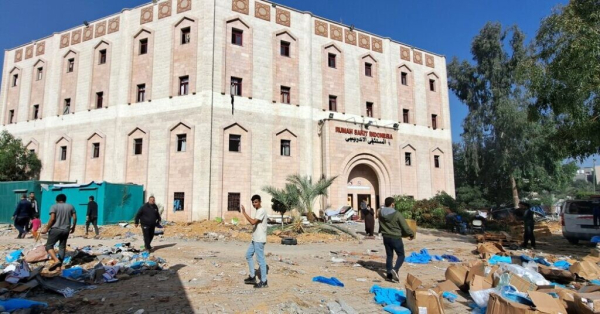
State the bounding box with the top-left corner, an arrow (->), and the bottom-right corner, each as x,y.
334,127 -> 393,146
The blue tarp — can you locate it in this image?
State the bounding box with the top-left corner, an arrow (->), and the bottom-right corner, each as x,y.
383,305 -> 411,314
591,236 -> 600,243
5,250 -> 22,263
534,257 -> 551,266
370,285 -> 406,306
553,260 -> 571,270
488,255 -> 511,265
406,249 -> 432,264
312,276 -> 344,287
0,299 -> 47,312
442,254 -> 461,262
443,291 -> 458,303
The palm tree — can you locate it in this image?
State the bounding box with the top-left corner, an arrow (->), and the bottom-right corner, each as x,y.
262,183 -> 300,229
287,174 -> 337,221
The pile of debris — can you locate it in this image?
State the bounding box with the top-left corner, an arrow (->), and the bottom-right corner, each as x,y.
0,242 -> 168,312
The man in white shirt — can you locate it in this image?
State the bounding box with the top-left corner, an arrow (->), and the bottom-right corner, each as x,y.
241,194 -> 269,288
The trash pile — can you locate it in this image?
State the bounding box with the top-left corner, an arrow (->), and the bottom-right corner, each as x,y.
369,241 -> 600,314
0,242 -> 168,312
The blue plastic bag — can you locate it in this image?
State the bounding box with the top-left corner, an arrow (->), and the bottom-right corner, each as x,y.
553,260 -> 571,270
0,299 -> 47,311
442,291 -> 458,303
61,266 -> 83,280
520,255 -> 533,262
406,249 -> 432,264
591,279 -> 600,286
312,276 -> 344,287
5,250 -> 22,263
488,255 -> 511,265
591,236 -> 600,243
432,255 -> 443,261
534,257 -> 551,266
370,285 -> 406,306
442,254 -> 460,262
383,304 -> 410,314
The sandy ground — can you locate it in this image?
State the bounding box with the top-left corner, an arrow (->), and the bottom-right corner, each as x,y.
1,221 -> 594,314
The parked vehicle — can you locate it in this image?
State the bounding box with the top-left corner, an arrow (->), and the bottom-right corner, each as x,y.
325,205 -> 355,223
561,200 -> 600,244
471,215 -> 486,234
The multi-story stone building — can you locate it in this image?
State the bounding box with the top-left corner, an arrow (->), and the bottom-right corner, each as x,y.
0,0 -> 454,221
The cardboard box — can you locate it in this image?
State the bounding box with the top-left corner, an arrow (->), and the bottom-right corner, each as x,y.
487,291 -> 568,314
466,261 -> 486,287
493,272 -> 538,292
539,265 -> 576,284
405,219 -> 417,239
433,280 -> 459,295
574,292 -> 600,314
470,275 -> 493,291
445,265 -> 469,291
477,242 -> 506,255
405,273 -> 445,314
570,261 -> 600,281
580,285 -> 600,294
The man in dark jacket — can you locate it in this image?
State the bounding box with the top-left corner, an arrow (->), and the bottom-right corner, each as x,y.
378,197 -> 414,282
85,196 -> 99,238
520,202 -> 536,249
13,194 -> 33,239
135,196 -> 161,251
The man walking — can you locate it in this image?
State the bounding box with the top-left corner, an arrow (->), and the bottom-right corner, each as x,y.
13,194 -> 33,239
40,194 -> 76,271
241,195 -> 269,288
520,202 -> 536,249
378,197 -> 414,282
135,196 -> 161,252
85,196 -> 99,238
29,192 -> 38,215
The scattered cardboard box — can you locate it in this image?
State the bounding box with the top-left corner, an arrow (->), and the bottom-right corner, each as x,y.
538,265 -> 576,284
492,272 -> 538,292
466,261 -> 486,287
477,242 -> 506,255
570,261 -> 600,281
591,248 -> 600,258
580,285 -> 600,294
487,291 -> 568,314
529,290 -> 568,314
434,280 -> 459,295
405,273 -> 445,314
574,292 -> 600,314
470,275 -> 493,291
445,265 -> 469,291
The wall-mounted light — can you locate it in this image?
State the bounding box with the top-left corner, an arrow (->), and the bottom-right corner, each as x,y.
328,113 -> 334,119
393,123 -> 399,130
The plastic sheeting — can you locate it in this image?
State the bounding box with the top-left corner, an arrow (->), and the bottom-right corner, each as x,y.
370,285 -> 406,306
553,260 -> 571,270
0,299 -> 47,312
312,276 -> 344,287
405,249 -> 432,264
488,255 -> 511,265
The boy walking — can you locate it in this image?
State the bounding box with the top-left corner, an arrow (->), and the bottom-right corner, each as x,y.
85,196 -> 99,238
241,195 -> 269,288
379,197 -> 414,282
41,194 -> 77,271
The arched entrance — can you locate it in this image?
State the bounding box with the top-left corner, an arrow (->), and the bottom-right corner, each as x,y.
347,164 -> 380,215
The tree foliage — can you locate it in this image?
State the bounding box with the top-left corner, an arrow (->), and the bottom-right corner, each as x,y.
262,183 -> 299,229
528,0 -> 600,158
0,131 -> 42,181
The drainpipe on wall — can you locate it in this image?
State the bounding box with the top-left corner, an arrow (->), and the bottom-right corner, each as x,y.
207,0 -> 217,221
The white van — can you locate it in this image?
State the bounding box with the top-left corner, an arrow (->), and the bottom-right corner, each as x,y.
560,200 -> 600,244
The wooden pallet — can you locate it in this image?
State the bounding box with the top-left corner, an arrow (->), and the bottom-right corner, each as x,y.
474,232 -> 518,245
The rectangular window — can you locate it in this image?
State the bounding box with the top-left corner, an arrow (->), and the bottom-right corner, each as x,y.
30,149 -> 35,154
99,49 -> 107,64
280,86 -> 290,104
12,74 -> 18,87
67,59 -> 74,73
401,72 -> 407,85
177,134 -> 187,152
405,152 -> 412,166
281,140 -> 291,156
366,102 -> 374,118
60,146 -> 67,161
231,28 -> 243,46
63,99 -> 71,115
434,155 -> 440,168
280,41 -> 290,57
96,92 -> 104,108
229,134 -> 241,152
429,79 -> 436,91
137,84 -> 146,102
37,67 -> 43,81
174,192 -> 185,211
33,105 -> 39,119
227,193 -> 241,211
134,138 -> 143,155
231,77 -> 242,96
329,95 -> 337,112
92,143 -> 100,159
365,63 -> 372,77
179,76 -> 189,96
139,39 -> 148,55
8,110 -> 14,124
328,53 -> 336,68
403,109 -> 409,123
432,114 -> 438,130
181,27 -> 191,45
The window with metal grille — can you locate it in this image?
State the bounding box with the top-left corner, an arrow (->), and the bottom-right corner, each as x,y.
99,50 -> 107,64
60,146 -> 67,161
401,72 -> 407,85
37,67 -> 43,81
63,99 -> 71,115
67,59 -> 74,73
96,92 -> 104,108
281,86 -> 290,104
281,140 -> 291,156
139,39 -> 148,55
403,109 -> 409,123
229,134 -> 241,152
280,41 -> 290,57
434,155 -> 440,168
365,63 -> 372,77
92,143 -> 100,159
228,193 -> 241,211
432,114 -> 438,130
134,138 -> 143,155
232,28 -> 243,46
405,152 -> 412,166
174,192 -> 185,211
137,84 -> 146,102
181,27 -> 191,44
231,77 -> 242,96
179,76 -> 189,95
329,95 -> 337,112
328,53 -> 336,68
366,102 -> 374,117
177,134 -> 187,152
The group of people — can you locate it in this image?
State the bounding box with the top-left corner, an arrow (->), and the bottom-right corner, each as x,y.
12,193 -> 40,239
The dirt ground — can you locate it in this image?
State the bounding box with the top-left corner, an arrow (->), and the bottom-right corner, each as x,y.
1,221 -> 595,314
